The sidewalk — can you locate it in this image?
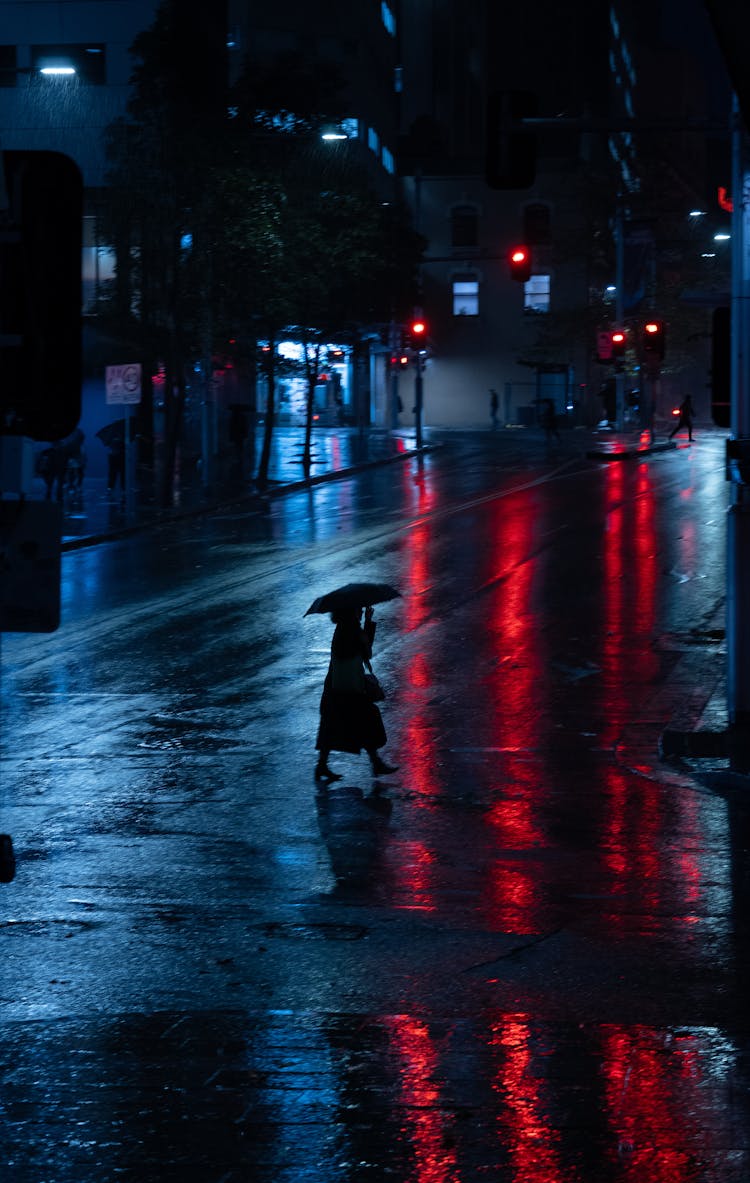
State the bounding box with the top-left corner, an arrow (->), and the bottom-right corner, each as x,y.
58,427 -> 428,550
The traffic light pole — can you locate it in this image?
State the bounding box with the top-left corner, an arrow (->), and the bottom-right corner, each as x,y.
614,201 -> 626,430
414,355 -> 424,449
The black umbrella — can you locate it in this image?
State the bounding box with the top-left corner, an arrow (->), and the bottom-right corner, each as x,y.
95,419 -> 126,448
304,582 -> 401,617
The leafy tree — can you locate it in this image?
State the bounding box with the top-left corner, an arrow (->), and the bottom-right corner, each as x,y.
100,17 -> 425,496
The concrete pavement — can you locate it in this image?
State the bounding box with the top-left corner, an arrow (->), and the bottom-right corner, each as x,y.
3,420 -> 747,1183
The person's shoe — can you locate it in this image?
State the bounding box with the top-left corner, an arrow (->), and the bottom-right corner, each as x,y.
371,757 -> 398,775
315,763 -> 342,782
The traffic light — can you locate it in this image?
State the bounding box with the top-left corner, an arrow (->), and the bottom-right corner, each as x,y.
406,317 -> 428,352
509,246 -> 531,283
610,329 -> 627,360
642,319 -> 666,361
485,90 -> 537,189
711,305 -> 730,427
0,150 -> 82,441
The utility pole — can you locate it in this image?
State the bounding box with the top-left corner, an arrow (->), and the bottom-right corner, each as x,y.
614,200 -> 626,430
727,96 -> 750,762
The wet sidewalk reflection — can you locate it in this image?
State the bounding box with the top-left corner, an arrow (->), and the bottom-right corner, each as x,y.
4,1009 -> 748,1182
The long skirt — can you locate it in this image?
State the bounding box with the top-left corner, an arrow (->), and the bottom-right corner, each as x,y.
316,687 -> 387,755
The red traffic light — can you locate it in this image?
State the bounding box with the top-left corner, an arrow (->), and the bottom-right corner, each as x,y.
642,318 -> 665,361
411,319 -> 426,336
509,245 -> 531,282
610,329 -> 626,359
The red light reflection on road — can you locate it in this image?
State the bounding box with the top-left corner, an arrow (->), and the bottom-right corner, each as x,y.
483,493 -> 548,929
485,761 -> 546,930
389,465 -> 442,911
601,462 -> 658,746
601,1026 -> 708,1179
490,1016 -> 564,1183
487,494 -> 542,748
385,1015 -> 458,1183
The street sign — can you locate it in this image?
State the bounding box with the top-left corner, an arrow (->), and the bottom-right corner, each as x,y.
106,363 -> 142,405
0,499 -> 62,632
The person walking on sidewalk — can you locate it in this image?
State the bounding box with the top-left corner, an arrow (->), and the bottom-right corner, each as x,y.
669,395 -> 695,441
315,605 -> 397,782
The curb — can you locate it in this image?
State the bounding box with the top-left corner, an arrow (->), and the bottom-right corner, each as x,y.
586,440 -> 677,461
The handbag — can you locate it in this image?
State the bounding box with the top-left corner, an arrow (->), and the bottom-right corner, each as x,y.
363,662 -> 385,702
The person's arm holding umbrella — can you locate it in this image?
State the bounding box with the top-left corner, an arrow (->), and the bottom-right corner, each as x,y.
363,605 -> 375,653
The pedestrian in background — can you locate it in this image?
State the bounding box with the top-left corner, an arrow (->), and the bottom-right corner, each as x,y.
489,388 -> 499,429
541,398 -> 560,442
36,443 -> 67,501
315,605 -> 397,782
669,394 -> 695,442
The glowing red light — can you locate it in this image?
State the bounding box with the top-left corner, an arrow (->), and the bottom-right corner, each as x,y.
612,331 -> 626,343
644,322 -> 659,334
718,186 -> 733,212
511,248 -> 528,264
412,320 -> 426,335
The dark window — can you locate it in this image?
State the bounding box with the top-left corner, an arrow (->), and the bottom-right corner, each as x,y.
0,45 -> 17,87
31,44 -> 106,85
451,205 -> 478,248
523,202 -> 551,244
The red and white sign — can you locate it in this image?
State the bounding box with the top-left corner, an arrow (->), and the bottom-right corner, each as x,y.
106,364 -> 142,405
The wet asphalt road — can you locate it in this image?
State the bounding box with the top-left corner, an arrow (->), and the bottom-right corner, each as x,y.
2,428 -> 749,1182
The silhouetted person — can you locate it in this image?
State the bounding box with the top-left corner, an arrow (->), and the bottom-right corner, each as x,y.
669,395 -> 695,441
489,388 -> 499,429
541,398 -> 560,441
315,605 -> 397,782
36,444 -> 67,501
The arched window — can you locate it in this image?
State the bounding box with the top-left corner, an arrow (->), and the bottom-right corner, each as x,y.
451,205 -> 478,248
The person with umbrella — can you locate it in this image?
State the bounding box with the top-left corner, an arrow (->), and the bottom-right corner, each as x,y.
307,583 -> 399,782
96,419 -> 126,494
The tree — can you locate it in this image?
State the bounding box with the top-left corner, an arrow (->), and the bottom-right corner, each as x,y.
100,0 -> 234,504
100,18 -> 425,497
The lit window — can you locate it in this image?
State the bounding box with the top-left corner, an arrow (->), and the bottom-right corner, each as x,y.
453,279 -> 479,316
382,146 -> 395,174
341,117 -> 359,138
524,274 -> 550,313
368,126 -> 380,155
